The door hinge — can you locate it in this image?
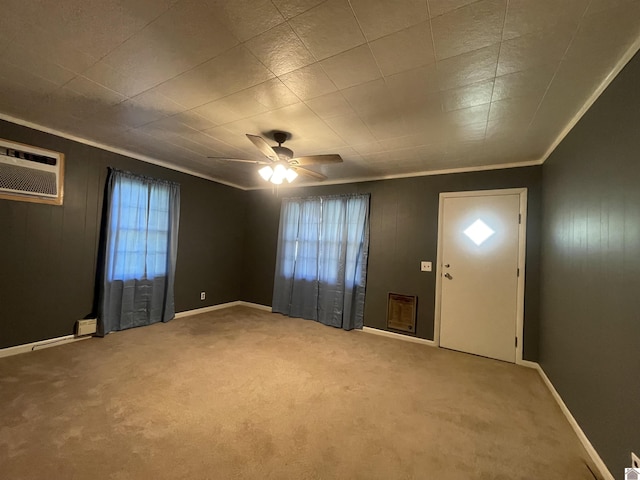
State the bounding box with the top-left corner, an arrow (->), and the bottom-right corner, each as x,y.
515,337 -> 518,348
518,213 -> 522,224
517,267 -> 520,277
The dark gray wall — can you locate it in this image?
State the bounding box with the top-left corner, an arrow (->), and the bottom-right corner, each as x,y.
242,167 -> 542,360
0,120 -> 245,349
540,52 -> 640,475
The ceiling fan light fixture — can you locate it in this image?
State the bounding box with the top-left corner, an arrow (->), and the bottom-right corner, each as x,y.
270,163 -> 288,184
285,168 -> 298,183
258,165 -> 274,181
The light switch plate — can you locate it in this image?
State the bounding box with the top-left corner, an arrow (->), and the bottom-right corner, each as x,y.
420,261 -> 432,272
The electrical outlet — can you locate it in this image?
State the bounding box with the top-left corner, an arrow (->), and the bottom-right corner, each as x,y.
200,292 -> 206,301
420,261 -> 432,272
632,452 -> 639,469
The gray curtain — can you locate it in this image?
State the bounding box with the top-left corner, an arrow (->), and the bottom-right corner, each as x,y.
272,194 -> 370,330
97,169 -> 180,336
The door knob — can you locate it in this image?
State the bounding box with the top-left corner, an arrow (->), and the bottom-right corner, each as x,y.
444,273 -> 452,279
444,264 -> 450,268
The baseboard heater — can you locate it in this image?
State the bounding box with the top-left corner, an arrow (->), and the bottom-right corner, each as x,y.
387,293 -> 417,334
76,319 -> 97,336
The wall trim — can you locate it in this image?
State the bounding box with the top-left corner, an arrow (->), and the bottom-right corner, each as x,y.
0,334 -> 90,359
237,301 -> 273,312
174,301 -> 243,318
521,361 -> 613,480
174,301 -> 273,319
360,326 -> 436,346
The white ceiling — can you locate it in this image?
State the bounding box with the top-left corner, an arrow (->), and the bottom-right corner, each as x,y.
0,0 -> 639,189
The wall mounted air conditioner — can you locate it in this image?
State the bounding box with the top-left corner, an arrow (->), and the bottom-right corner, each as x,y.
0,138 -> 64,205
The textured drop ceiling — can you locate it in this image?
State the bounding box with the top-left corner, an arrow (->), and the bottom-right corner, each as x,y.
0,0 -> 639,189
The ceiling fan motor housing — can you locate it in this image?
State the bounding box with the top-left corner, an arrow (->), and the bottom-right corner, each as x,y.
272,146 -> 293,162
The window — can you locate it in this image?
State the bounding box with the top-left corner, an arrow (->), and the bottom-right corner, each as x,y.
98,168 -> 180,336
279,196 -> 368,285
106,175 -> 172,281
272,194 -> 370,330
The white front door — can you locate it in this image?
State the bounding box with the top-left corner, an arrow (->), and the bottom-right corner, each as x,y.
437,190 -> 525,363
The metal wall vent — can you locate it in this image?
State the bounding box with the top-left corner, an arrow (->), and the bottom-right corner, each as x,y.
387,293 -> 417,334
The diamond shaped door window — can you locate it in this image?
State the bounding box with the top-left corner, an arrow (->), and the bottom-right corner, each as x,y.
464,219 -> 495,246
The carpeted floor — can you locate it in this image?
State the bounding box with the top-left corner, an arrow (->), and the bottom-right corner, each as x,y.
0,306 -> 598,479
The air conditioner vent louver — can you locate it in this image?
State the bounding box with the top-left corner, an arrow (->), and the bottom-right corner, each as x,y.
0,163 -> 57,195
0,139 -> 64,205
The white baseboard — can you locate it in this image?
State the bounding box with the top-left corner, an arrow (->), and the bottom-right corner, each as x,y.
524,361 -> 613,480
360,326 -> 436,346
0,334 -> 91,359
174,301 -> 273,319
174,301 -> 242,318
237,301 -> 272,312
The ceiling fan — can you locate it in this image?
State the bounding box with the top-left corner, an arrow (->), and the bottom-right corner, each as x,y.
209,132 -> 342,184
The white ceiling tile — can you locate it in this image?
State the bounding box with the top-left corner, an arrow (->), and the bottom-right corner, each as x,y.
305,92 -> 355,119
349,0 -> 428,41
497,24 -> 574,76
271,0 -> 327,19
99,89 -> 186,128
585,0 -> 638,16
24,0 -> 179,59
192,99 -> 245,126
436,43 -> 500,89
170,111 -> 219,132
245,23 -> 316,76
8,23 -> 97,75
428,0 -> 479,18
323,113 -> 377,145
250,79 -> 303,110
360,111 -> 409,140
192,79 -> 301,126
442,103 -> 490,127
488,95 -> 541,124
2,44 -> 76,87
386,64 -> 440,105
101,2 -> 240,92
341,79 -> 395,116
320,45 -> 382,89
155,46 -> 275,109
98,101 -> 168,130
431,0 -> 506,60
288,0 -> 366,60
82,61 -> 154,98
369,22 -> 435,77
64,76 -> 128,106
205,0 -> 284,42
503,0 -> 590,40
279,63 -> 338,100
492,64 -> 556,102
440,79 -> 495,112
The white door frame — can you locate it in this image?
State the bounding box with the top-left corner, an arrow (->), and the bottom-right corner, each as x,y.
433,188 -> 528,364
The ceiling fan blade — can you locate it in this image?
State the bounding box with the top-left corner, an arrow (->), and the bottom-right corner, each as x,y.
294,166 -> 327,181
246,134 -> 278,162
208,157 -> 271,164
289,154 -> 343,166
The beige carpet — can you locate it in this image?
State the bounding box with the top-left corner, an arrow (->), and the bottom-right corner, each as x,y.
0,306 -> 598,479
